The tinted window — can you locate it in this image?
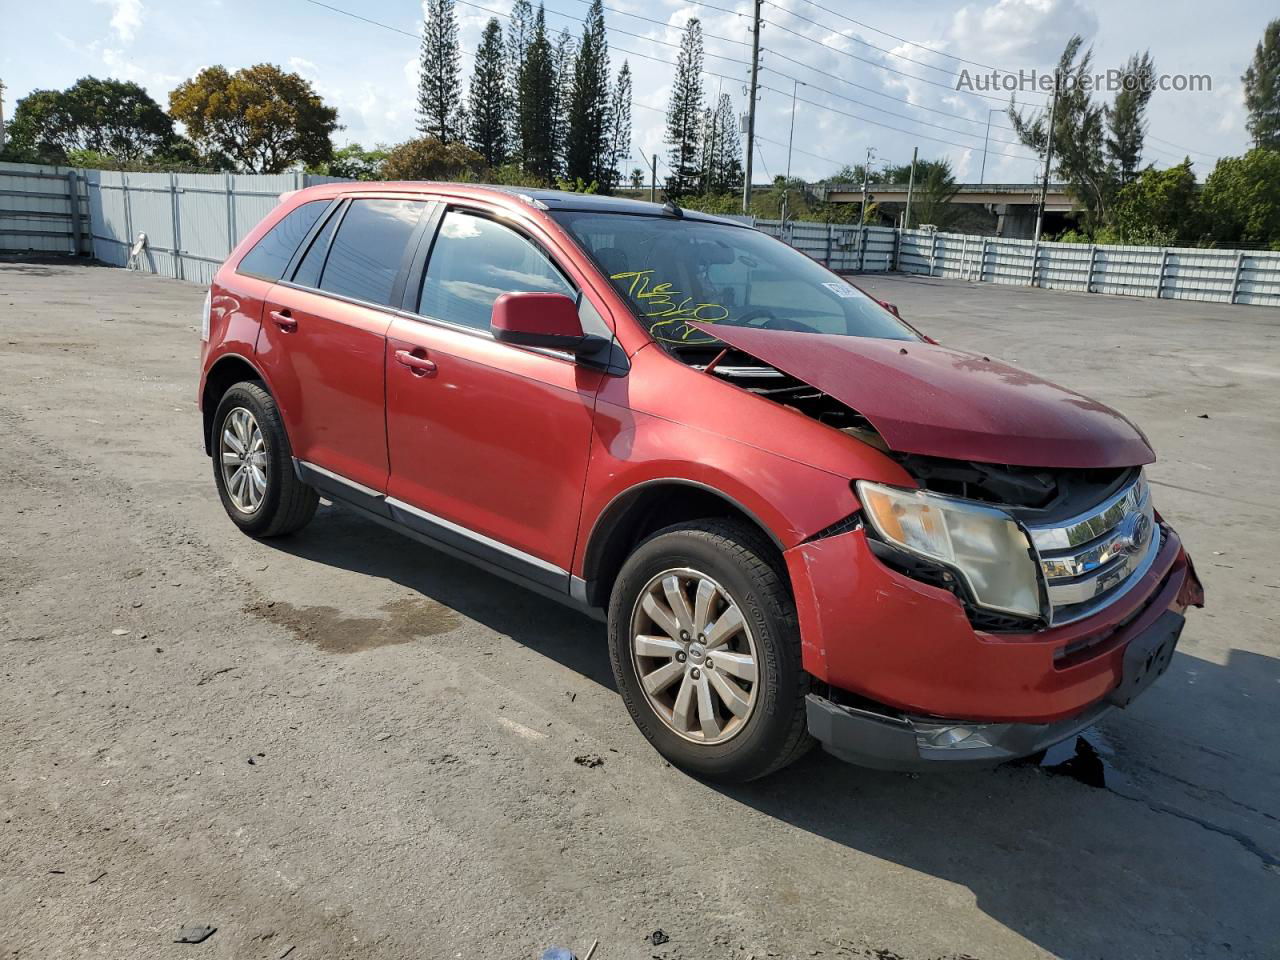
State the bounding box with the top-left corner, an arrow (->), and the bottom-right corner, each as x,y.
318,199 -> 425,307
418,211 -> 574,331
553,211 -> 915,348
291,206 -> 340,289
238,200 -> 327,280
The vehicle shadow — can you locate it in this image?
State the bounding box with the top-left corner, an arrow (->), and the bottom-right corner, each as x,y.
266,502 -> 1279,959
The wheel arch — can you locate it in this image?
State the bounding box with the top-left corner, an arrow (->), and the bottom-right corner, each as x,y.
579,479 -> 787,609
201,353 -> 270,455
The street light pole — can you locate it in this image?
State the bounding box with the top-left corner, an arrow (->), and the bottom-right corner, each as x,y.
785,78 -> 804,181
979,107 -> 1001,183
860,146 -> 876,224
1033,70 -> 1060,243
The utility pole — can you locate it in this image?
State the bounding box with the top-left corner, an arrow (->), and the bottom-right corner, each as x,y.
649,151 -> 658,203
741,0 -> 763,215
0,79 -> 7,152
1033,70 -> 1059,243
785,78 -> 804,182
859,146 -> 875,224
979,107 -> 1001,183
904,145 -> 918,229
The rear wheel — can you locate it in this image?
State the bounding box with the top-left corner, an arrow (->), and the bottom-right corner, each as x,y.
608,519 -> 812,781
212,382 -> 317,537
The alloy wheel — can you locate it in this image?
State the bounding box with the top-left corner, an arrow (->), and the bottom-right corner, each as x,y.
630,568 -> 760,745
219,407 -> 268,514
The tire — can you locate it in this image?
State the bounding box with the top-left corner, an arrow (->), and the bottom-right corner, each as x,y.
211,381 -> 317,538
608,518 -> 813,782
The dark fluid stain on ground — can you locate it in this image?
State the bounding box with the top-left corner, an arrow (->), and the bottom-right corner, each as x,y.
1036,735 -> 1109,789
245,596 -> 459,653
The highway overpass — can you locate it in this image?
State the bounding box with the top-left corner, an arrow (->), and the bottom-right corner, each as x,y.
815,182 -> 1074,238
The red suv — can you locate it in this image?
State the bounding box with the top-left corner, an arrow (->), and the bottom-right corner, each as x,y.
199,183 -> 1204,781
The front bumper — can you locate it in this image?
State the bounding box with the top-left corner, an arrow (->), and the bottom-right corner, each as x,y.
785,523 -> 1203,763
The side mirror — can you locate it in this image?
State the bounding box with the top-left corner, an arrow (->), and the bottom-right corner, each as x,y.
492,292 -> 592,352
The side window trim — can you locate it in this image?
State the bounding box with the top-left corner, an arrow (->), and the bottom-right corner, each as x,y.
389,199 -> 439,311
398,201 -> 447,313
284,197 -> 348,285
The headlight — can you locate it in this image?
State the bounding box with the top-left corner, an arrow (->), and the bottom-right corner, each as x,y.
200,290 -> 211,342
856,480 -> 1042,618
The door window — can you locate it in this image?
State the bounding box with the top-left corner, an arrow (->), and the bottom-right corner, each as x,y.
237,200 -> 328,280
291,206 -> 342,289
418,211 -> 574,331
316,199 -> 426,307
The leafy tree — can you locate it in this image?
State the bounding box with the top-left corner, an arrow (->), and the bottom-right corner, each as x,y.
1105,159 -> 1199,245
603,62 -> 632,194
565,0 -> 611,186
7,77 -> 174,163
469,18 -> 510,166
1200,148 -> 1280,249
665,19 -> 705,198
551,29 -> 576,177
1243,18 -> 1280,148
909,159 -> 962,229
517,5 -> 557,181
1009,35 -> 1109,236
169,64 -> 338,173
308,142 -> 390,180
489,162 -> 546,187
417,0 -> 464,142
1106,51 -> 1155,184
379,136 -> 485,181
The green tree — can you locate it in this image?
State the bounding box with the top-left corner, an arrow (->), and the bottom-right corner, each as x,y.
565,0 -> 611,186
909,159 -> 962,229
1200,148 -> 1280,249
699,91 -> 741,195
517,5 -> 557,181
1106,51 -> 1154,184
507,0 -> 535,156
1106,159 -> 1199,245
1243,18 -> 1280,148
6,77 -> 174,163
551,29 -> 576,177
602,61 -> 632,193
1009,35 -> 1110,236
169,64 -> 337,173
379,136 -> 485,181
469,18 -> 510,166
417,0 -> 463,142
308,142 -> 390,180
665,19 -> 705,198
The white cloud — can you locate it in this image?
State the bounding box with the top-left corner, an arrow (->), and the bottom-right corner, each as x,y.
93,0 -> 144,44
288,56 -> 319,79
947,0 -> 1099,64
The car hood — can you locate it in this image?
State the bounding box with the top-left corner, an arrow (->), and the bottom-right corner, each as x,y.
692,324 -> 1155,469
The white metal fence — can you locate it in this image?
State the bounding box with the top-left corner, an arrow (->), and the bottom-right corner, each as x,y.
85,169 -> 346,285
0,162 -> 90,255
1,162 -> 1277,308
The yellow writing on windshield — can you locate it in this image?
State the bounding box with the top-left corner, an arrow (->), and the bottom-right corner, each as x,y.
610,269 -> 728,344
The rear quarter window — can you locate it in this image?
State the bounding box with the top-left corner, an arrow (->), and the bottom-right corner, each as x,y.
237,200 -> 328,280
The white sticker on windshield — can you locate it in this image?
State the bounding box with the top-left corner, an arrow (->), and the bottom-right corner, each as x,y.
823,281 -> 857,298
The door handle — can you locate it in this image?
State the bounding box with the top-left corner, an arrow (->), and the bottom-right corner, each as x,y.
394,348 -> 437,377
269,309 -> 297,331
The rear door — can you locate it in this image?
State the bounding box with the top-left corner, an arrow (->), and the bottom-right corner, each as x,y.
383,206 -> 607,586
256,196 -> 432,497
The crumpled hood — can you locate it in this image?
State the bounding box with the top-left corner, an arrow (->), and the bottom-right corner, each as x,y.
692,324 -> 1155,469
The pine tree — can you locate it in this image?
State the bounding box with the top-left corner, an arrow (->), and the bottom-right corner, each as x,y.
551,29 -> 576,178
712,92 -> 742,193
469,18 -> 509,166
1243,18 -> 1280,148
517,4 -> 557,180
602,61 -> 632,193
417,0 -> 463,142
1106,51 -> 1154,185
507,0 -> 535,156
565,0 -> 611,186
665,19 -> 705,198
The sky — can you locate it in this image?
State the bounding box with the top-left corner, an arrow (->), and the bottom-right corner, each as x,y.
1,0 -> 1272,184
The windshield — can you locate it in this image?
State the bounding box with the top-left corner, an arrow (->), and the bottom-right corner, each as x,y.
553,211 -> 917,348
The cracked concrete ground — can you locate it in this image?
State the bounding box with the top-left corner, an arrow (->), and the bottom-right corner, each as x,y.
1,260 -> 1277,960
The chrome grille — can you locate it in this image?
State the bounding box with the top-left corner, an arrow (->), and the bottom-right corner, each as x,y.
1027,475 -> 1159,625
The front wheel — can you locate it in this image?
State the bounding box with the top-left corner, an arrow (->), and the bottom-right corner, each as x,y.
608,519 -> 812,782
